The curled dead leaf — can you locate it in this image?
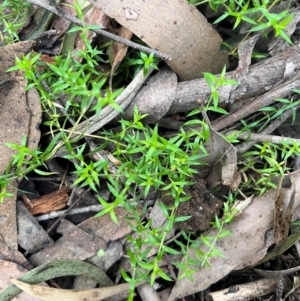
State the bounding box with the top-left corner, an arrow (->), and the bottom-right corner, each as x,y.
11,278 -> 141,301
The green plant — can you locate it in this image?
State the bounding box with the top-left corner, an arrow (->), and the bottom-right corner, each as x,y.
227,91 -> 300,195
185,65 -> 239,118
127,51 -> 159,76
0,0 -> 31,44
231,94 -> 300,136
3,0 -> 298,298
2,5 -> 237,292
203,66 -> 239,114
171,193 -> 238,282
88,107 -> 239,298
189,0 -> 294,53
241,141 -> 287,195
240,136 -> 300,196
226,108 -> 300,196
191,198 -> 237,268
3,46 -> 274,298
258,94 -> 300,126
111,50 -> 160,85
0,134 -> 62,201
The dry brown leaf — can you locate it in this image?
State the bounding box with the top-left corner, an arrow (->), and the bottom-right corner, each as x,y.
0,260 -> 47,301
28,218 -> 107,266
274,188 -> 286,245
0,240 -> 32,270
73,241 -> 123,289
109,26 -> 133,89
0,40 -> 40,174
0,40 -> 41,250
167,170 -> 300,300
11,278 -> 133,301
89,0 -> 228,80
195,126 -> 240,190
233,34 -> 260,82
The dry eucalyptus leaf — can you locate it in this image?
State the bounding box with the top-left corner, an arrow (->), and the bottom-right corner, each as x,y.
0,40 -> 40,174
109,26 -> 133,89
73,241 -> 123,290
196,126 -> 240,190
167,170 -> 300,300
88,0 -> 227,80
17,202 -> 54,254
222,164 -> 241,191
0,41 -> 41,250
28,219 -> 107,266
274,188 -> 286,246
0,260 -> 47,301
28,238 -> 106,266
233,34 -> 260,82
0,240 -> 32,270
26,88 -> 42,151
11,278 -> 133,301
252,224 -> 300,268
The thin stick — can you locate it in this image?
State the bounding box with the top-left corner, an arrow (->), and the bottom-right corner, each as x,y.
212,73 -> 300,131
235,103 -> 300,154
35,204 -> 104,221
225,131 -> 300,145
25,0 -> 171,61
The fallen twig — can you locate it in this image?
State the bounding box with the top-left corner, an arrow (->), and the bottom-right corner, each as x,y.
226,131 -> 300,146
234,103 -> 300,154
212,74 -> 300,131
36,204 -> 103,222
124,44 -> 300,122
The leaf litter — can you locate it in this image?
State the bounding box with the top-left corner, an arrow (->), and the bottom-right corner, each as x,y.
1,1 -> 300,301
